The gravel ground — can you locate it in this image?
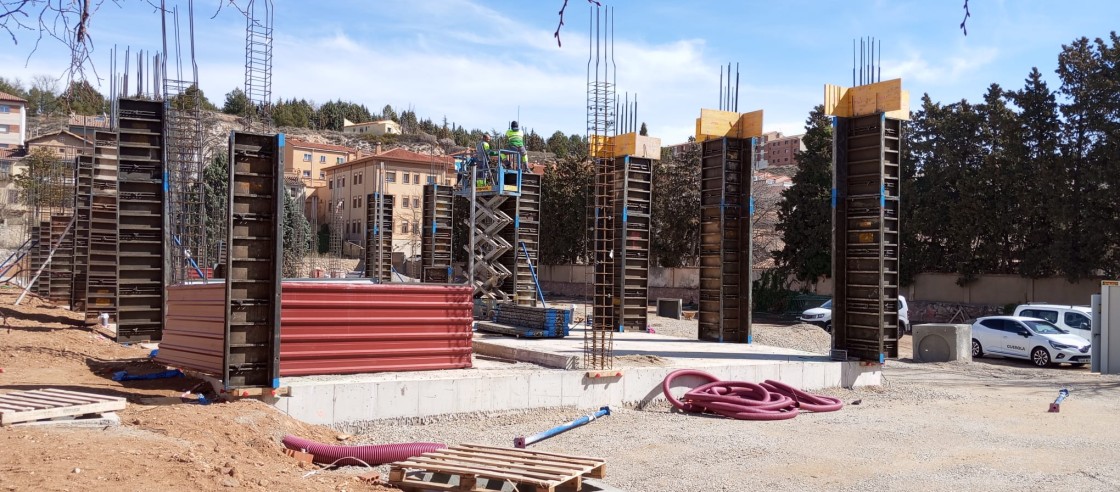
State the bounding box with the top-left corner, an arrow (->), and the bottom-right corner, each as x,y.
334,331 -> 1120,491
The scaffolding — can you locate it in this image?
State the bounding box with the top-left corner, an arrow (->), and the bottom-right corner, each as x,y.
585,4 -> 617,370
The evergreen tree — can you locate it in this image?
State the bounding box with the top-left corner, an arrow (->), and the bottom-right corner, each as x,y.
282,190 -> 312,277
539,156 -> 593,264
651,142 -> 700,267
222,88 -> 251,117
1008,68 -> 1062,277
381,104 -> 398,122
0,77 -> 27,99
773,105 -> 832,283
525,129 -> 546,152
547,131 -> 569,158
59,80 -> 105,115
639,122 -> 648,136
203,153 -> 229,265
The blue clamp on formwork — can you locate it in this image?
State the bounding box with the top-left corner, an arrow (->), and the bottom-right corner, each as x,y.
831,188 -> 838,209
747,335 -> 753,344
277,133 -> 285,147
272,378 -> 280,389
749,196 -> 755,215
879,353 -> 886,364
163,171 -> 170,192
880,113 -> 886,122
831,116 -> 838,127
622,207 -> 628,222
880,185 -> 886,207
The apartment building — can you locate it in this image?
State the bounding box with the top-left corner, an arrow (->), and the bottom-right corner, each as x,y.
0,91 -> 28,149
320,147 -> 455,257
283,138 -> 356,189
342,119 -> 401,137
755,131 -> 805,168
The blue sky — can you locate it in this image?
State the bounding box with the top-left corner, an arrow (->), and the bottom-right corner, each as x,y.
2,0 -> 1118,143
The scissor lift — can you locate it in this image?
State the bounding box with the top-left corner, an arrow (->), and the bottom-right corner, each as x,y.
456,149 -> 525,301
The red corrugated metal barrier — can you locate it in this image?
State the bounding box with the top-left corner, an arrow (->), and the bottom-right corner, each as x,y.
279,282 -> 473,376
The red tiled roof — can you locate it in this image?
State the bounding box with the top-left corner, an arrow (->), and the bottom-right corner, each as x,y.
26,129 -> 92,145
0,91 -> 27,104
287,138 -> 355,154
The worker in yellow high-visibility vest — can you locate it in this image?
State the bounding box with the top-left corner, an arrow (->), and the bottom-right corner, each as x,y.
505,120 -> 529,171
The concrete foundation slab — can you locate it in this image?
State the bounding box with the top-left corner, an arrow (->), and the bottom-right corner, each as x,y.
276,329 -> 881,425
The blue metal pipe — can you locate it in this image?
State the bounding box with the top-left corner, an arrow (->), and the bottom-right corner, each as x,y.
514,406 -> 610,448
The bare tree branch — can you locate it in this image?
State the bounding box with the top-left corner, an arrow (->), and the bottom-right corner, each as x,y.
554,0 -> 599,48
960,0 -> 970,35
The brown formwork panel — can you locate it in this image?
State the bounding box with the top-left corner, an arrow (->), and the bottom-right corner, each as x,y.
86,131 -> 119,321
831,113 -> 902,362
225,131 -> 283,389
697,137 -> 753,343
116,98 -> 165,342
71,156 -> 93,312
613,156 -> 652,331
364,192 -> 394,282
47,215 -> 74,305
420,184 -> 454,283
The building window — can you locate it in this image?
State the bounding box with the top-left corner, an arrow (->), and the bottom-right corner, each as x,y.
0,125 -> 8,133
357,173 -> 363,185
426,175 -> 435,185
412,196 -> 419,208
303,153 -> 312,162
337,157 -> 344,164
386,172 -> 396,183
302,170 -> 311,178
0,105 -> 8,113
320,155 -> 326,163
412,173 -> 419,184
401,221 -> 410,234
7,189 -> 18,204
403,173 -> 410,184
319,171 -> 325,179
328,180 -> 333,190
401,197 -> 409,208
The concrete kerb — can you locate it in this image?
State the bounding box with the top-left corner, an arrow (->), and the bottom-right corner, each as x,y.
277,361 -> 880,425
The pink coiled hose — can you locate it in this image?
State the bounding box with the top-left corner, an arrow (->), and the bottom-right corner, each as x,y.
661,369 -> 843,421
282,435 -> 445,466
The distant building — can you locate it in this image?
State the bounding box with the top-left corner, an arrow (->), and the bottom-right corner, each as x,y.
342,118 -> 401,137
0,91 -> 28,149
320,147 -> 455,257
67,114 -> 112,140
283,138 -> 356,189
755,131 -> 804,169
25,130 -> 92,161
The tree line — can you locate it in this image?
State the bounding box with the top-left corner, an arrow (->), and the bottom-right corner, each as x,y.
776,33 -> 1120,286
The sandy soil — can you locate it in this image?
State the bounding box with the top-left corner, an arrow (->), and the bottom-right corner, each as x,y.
0,287 -> 390,491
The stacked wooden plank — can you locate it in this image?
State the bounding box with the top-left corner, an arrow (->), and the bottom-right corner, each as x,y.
0,389 -> 127,426
388,443 -> 606,492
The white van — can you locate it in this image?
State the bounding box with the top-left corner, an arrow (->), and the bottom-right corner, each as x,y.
1012,303 -> 1091,340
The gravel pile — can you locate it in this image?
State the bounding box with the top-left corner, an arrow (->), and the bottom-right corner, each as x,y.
646,315 -> 832,355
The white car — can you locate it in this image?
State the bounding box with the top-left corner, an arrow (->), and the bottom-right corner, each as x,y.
1012,303 -> 1092,340
799,296 -> 910,335
971,315 -> 1091,367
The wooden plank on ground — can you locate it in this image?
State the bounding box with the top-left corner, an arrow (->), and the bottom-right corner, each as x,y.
389,444 -> 607,492
0,389 -> 127,426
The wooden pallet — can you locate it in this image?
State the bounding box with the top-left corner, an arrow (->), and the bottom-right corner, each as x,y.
389,443 -> 607,492
0,389 -> 127,426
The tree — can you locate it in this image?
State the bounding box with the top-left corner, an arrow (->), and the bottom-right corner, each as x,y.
282,189 -> 312,277
315,100 -> 373,131
273,98 -> 315,128
27,74 -> 59,115
14,147 -> 73,217
170,84 -> 217,112
203,153 -> 228,266
546,130 -> 569,158
539,156 -> 593,264
1008,68 -> 1062,278
525,129 -> 546,152
381,104 -> 398,122
651,142 -> 700,267
59,80 -> 105,115
0,77 -> 27,99
639,122 -> 648,136
773,105 -> 831,283
222,88 -> 252,117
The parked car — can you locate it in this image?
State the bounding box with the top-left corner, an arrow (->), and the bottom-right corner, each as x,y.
799,296 -> 910,335
970,315 -> 1091,367
1012,303 -> 1092,340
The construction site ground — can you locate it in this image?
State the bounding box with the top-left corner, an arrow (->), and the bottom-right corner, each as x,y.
3,287 -> 1120,491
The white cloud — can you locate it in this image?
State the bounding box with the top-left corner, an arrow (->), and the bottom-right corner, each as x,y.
882,46 -> 1000,85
